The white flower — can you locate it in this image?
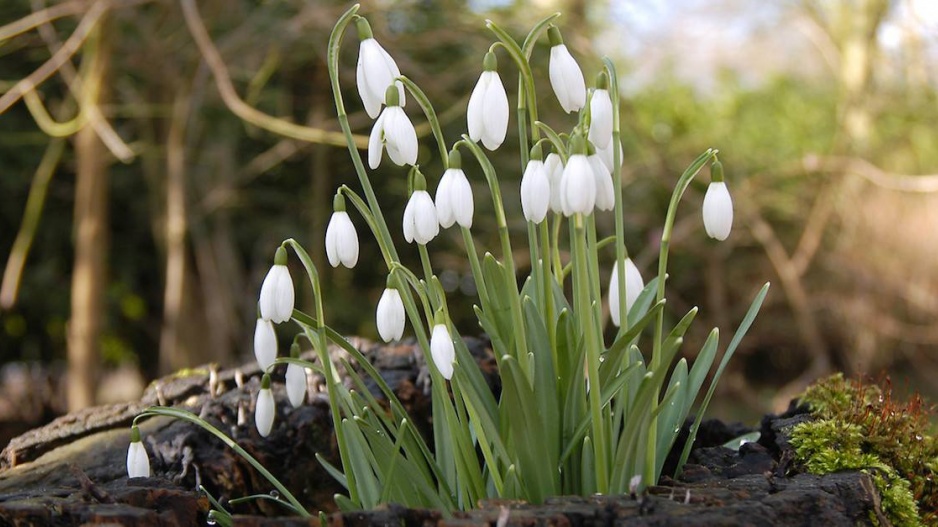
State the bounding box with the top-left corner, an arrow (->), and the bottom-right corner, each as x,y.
467,53 -> 509,150
126,426 -> 150,478
596,139 -> 623,174
560,153 -> 596,216
588,153 -> 615,212
253,318 -> 277,371
325,211 -> 359,268
255,376 -> 275,437
259,251 -> 294,323
285,363 -> 307,408
356,22 -> 405,119
520,159 -> 550,223
430,323 -> 456,380
403,190 -> 439,244
588,88 -> 613,149
608,258 -> 644,327
548,27 -> 586,113
376,287 -> 406,342
368,105 -> 418,169
436,168 -> 474,229
544,153 -> 564,213
702,181 -> 733,241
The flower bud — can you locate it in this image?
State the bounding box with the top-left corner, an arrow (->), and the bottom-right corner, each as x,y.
126,426 -> 151,479
259,247 -> 294,323
255,374 -> 275,437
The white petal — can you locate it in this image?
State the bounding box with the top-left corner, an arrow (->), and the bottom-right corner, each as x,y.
520,160 -> 550,223
326,212 -> 359,268
253,318 -> 278,371
286,364 -> 307,408
588,89 -> 613,149
126,441 -> 150,478
588,154 -> 615,211
561,154 -> 596,216
384,107 -> 418,166
259,265 -> 294,323
467,74 -> 486,143
255,388 -> 275,437
608,265 -> 620,327
435,170 -> 456,228
360,39 -> 400,119
376,288 -> 405,342
608,259 -> 644,327
596,139 -> 623,173
481,71 -> 509,150
702,182 -> 733,241
402,197 -> 417,243
450,171 -> 474,228
368,112 -> 386,169
430,324 -> 455,380
544,153 -> 564,213
356,42 -> 382,119
549,45 -> 586,113
412,191 -> 439,244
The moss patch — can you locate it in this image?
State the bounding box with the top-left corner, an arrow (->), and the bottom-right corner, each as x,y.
790,374 -> 938,526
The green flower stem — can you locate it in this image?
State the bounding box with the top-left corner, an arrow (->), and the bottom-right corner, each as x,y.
602,58 -> 629,335
460,227 -> 490,309
327,5 -> 399,266
585,215 -> 604,341
398,76 -> 448,168
417,244 -> 441,312
526,221 -> 544,309
459,137 -> 530,368
485,21 -> 538,139
643,148 -> 717,488
538,219 -> 558,364
389,263 -> 434,324
135,407 -> 310,517
571,214 -> 608,493
338,185 -> 395,268
551,214 -> 564,284
534,121 -> 569,163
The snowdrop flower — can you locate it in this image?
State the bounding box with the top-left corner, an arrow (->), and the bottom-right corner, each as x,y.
702,160 -> 733,241
403,172 -> 439,245
253,318 -> 277,371
560,138 -> 595,216
544,153 -> 564,214
259,246 -> 294,323
126,425 -> 150,478
436,151 -> 474,229
356,18 -> 405,119
285,343 -> 306,408
588,72 -> 613,149
608,258 -> 644,327
368,86 -> 418,169
255,374 -> 275,437
547,26 -> 586,113
325,194 -> 359,268
376,285 -> 406,342
596,138 -> 623,174
520,148 -> 550,223
588,152 -> 615,212
467,51 -> 509,150
430,322 -> 456,380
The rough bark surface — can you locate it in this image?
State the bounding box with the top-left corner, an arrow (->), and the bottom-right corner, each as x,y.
0,338 -> 886,526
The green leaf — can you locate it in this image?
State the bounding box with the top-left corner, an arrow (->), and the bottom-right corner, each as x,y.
655,358 -> 688,475
523,296 -> 560,464
684,329 -> 720,418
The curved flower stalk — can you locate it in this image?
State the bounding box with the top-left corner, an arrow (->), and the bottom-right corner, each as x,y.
547,26 -> 586,113
608,258 -> 644,327
253,318 -> 277,371
436,150 -> 474,229
467,51 -> 509,151
356,18 -> 405,119
403,171 -> 439,245
126,425 -> 150,478
259,246 -> 294,323
368,86 -> 418,169
702,160 -> 733,241
255,374 -> 275,438
325,194 -> 360,268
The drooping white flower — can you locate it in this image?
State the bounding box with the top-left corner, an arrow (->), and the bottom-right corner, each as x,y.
588,153 -> 615,212
467,52 -> 509,151
520,158 -> 550,223
547,27 -> 586,113
376,287 -> 406,342
436,162 -> 474,229
259,247 -> 294,323
403,188 -> 439,245
608,258 -> 645,327
255,374 -> 275,437
126,426 -> 150,478
544,153 -> 565,213
355,19 -> 405,119
702,161 -> 733,241
588,86 -> 613,149
430,323 -> 456,380
560,153 -> 596,216
596,138 -> 623,174
325,210 -> 359,268
368,100 -> 419,169
253,318 -> 277,371
285,363 -> 307,408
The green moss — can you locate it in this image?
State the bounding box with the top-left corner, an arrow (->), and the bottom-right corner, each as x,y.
790,374 -> 938,526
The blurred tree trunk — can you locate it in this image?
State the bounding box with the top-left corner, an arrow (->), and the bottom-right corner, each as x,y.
68,23 -> 110,411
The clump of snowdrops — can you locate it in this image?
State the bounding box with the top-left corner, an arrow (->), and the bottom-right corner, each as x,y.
129,4 -> 769,522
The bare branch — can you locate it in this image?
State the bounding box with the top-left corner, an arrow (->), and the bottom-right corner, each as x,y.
0,0 -> 85,42
804,154 -> 938,193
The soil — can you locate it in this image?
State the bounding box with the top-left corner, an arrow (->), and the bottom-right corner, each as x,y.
0,338 -> 888,526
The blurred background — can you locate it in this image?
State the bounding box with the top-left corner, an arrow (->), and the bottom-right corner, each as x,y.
1,0 -> 937,446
